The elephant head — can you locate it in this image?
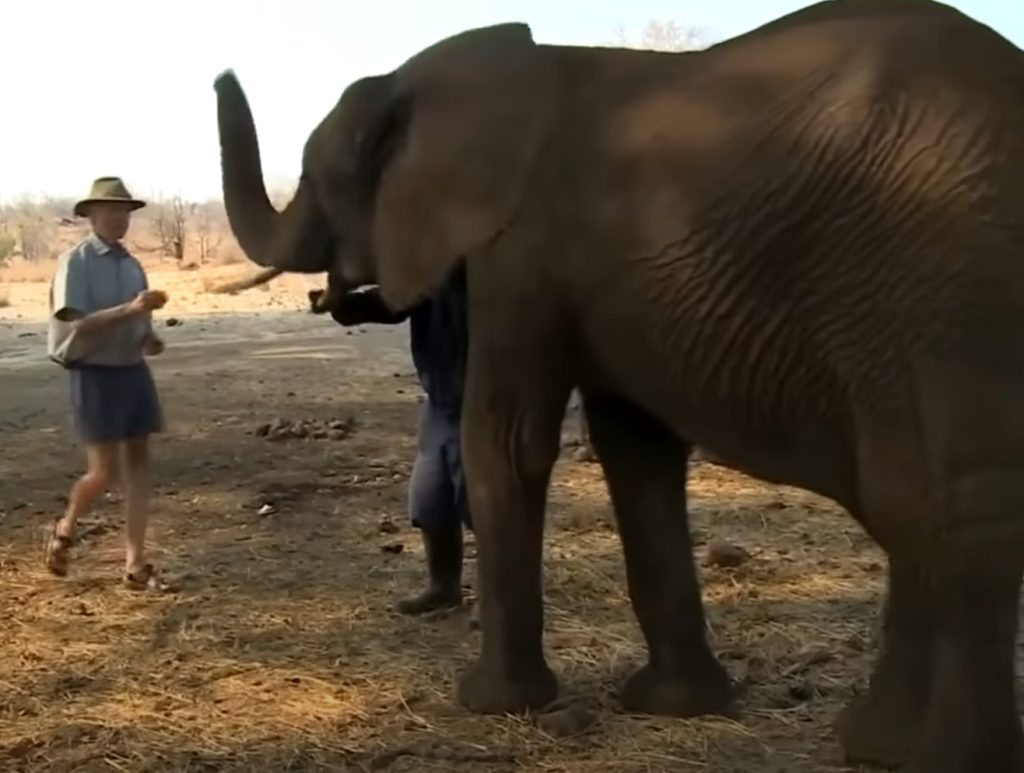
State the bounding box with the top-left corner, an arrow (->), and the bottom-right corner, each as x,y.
214,23 -> 553,311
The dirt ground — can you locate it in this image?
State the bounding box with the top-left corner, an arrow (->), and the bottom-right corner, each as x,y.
0,266 -> 893,772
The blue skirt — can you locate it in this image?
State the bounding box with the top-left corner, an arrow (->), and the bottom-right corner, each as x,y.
69,361 -> 163,444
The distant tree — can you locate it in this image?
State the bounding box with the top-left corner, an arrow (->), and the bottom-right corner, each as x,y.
0,229 -> 15,264
0,201 -> 58,261
610,18 -> 712,52
154,195 -> 187,261
193,200 -> 226,263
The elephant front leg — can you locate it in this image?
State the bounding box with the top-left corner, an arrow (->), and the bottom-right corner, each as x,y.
583,392 -> 733,717
837,555 -> 933,769
901,555 -> 1024,773
455,361 -> 569,714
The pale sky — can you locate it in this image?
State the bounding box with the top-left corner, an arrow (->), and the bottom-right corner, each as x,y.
2,0 -> 1021,204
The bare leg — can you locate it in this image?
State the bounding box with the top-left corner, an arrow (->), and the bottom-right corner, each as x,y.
59,443 -> 117,538
583,392 -> 733,716
45,442 -> 117,575
121,438 -> 152,574
837,554 -> 932,768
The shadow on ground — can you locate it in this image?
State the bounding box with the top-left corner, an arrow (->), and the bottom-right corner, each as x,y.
0,311 -> 900,773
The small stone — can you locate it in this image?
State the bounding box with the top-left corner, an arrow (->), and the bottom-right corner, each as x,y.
328,429 -> 348,441
704,541 -> 752,568
788,681 -> 815,702
536,701 -> 599,737
381,543 -> 404,554
165,318 -> 182,327
572,445 -> 598,463
257,504 -> 277,517
379,517 -> 400,535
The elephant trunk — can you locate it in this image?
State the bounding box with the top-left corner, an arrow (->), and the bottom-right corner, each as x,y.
213,70 -> 328,273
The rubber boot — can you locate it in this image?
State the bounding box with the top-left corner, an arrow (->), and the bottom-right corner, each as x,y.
395,526 -> 464,615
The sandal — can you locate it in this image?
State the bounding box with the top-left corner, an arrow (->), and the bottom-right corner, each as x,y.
123,563 -> 177,593
43,519 -> 74,577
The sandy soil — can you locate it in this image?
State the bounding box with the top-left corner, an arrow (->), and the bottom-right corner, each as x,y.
0,268 -> 893,772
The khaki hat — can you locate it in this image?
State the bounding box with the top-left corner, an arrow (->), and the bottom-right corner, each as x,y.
73,176 -> 146,218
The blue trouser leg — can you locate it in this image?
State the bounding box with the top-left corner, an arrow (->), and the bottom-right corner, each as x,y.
408,401 -> 467,531
397,401 -> 465,614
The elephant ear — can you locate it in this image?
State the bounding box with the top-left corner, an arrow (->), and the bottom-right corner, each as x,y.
371,23 -> 553,310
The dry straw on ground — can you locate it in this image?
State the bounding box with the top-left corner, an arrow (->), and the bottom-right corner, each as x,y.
0,293 -> 915,773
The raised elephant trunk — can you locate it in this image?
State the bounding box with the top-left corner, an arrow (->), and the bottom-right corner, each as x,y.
214,70 -> 329,273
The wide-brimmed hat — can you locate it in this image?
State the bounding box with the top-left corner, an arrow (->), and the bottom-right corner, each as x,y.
73,176 -> 146,218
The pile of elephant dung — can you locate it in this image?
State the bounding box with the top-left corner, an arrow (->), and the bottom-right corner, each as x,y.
254,416 -> 355,441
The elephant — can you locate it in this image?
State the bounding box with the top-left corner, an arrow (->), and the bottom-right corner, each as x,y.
211,1 -> 1024,771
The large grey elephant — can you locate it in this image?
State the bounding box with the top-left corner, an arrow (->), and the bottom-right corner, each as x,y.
211,1 -> 1024,771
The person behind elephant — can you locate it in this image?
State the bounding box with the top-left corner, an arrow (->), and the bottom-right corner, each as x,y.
317,265 -> 471,616
44,176 -> 173,592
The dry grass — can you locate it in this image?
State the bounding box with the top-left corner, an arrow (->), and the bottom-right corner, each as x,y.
0,257 -> 61,284
0,314 -> 896,772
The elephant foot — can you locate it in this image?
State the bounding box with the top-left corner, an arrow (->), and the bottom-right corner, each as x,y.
898,739 -> 1024,773
621,660 -> 734,718
457,655 -> 558,714
836,691 -> 923,770
895,705 -> 1024,773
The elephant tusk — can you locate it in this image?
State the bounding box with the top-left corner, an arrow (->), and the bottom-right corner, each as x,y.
207,267 -> 285,294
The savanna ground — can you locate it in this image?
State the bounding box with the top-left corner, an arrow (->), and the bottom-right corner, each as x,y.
2,251 -> 913,772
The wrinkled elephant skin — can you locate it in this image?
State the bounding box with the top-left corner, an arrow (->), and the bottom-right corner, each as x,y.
213,2 -> 1024,771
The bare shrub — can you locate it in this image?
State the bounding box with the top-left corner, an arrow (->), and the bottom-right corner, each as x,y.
609,18 -> 711,52
193,200 -> 226,264
153,195 -> 186,261
0,230 -> 15,264
17,215 -> 56,261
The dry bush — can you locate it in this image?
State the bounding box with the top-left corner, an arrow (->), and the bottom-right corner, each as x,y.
609,18 -> 712,52
152,195 -> 187,261
0,230 -> 15,264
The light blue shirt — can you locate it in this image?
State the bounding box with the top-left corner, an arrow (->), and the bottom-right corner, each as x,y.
47,235 -> 152,366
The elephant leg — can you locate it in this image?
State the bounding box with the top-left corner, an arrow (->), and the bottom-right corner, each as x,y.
455,333 -> 570,714
837,554 -> 933,769
901,553 -> 1023,773
582,391 -> 733,716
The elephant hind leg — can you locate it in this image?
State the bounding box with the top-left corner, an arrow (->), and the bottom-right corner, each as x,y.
582,390 -> 733,717
853,452 -> 1024,772
899,468 -> 1024,773
836,554 -> 933,769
